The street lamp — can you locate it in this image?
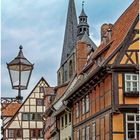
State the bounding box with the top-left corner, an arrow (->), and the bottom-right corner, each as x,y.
7,45 -> 34,102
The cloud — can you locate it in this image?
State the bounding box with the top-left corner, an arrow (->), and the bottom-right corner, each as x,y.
1,0 -> 133,98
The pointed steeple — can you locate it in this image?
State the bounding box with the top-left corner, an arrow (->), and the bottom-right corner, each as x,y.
61,0 -> 78,65
77,1 -> 89,40
80,1 -> 87,17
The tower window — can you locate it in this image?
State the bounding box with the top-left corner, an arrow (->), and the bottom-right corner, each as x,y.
64,70 -> 67,82
84,28 -> 86,32
83,18 -> 86,22
69,60 -> 73,78
80,28 -> 82,33
58,72 -> 61,85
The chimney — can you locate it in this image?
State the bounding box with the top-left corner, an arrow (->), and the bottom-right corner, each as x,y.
102,36 -> 107,46
76,41 -> 88,75
101,23 -> 113,41
107,28 -> 112,41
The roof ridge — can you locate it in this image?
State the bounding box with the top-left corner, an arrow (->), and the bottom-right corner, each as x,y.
113,0 -> 138,27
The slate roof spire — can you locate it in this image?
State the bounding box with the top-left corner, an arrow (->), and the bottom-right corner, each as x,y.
80,1 -> 87,17
61,0 -> 78,65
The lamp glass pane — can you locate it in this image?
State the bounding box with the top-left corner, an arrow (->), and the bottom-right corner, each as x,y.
21,70 -> 31,88
9,69 -> 19,87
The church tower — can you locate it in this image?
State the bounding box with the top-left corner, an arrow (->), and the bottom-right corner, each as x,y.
77,2 -> 89,40
57,0 -> 97,86
57,0 -> 77,85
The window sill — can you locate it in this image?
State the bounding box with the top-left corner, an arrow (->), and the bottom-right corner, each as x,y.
124,92 -> 139,97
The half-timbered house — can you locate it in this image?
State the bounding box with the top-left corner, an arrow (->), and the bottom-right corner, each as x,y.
64,0 -> 139,140
3,77 -> 49,140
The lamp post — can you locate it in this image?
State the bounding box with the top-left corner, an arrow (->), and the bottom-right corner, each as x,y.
7,45 -> 34,102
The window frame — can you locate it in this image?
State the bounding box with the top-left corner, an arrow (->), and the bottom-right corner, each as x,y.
82,98 -> 85,115
22,113 -> 29,121
8,129 -> 14,138
124,73 -> 139,96
30,129 -> 43,138
82,127 -> 86,140
22,113 -> 42,121
92,123 -> 96,140
126,113 -> 139,140
86,126 -> 90,140
77,129 -> 80,140
69,113 -> 71,124
61,116 -> 64,129
36,99 -> 44,106
65,113 -> 68,127
76,102 -> 80,118
39,86 -> 44,93
85,95 -> 90,113
8,129 -> 23,138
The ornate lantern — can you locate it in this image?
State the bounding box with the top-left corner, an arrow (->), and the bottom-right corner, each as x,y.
7,45 -> 34,101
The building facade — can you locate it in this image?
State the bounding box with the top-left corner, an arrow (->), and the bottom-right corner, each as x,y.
3,78 -> 49,140
64,1 -> 139,140
44,0 -> 139,140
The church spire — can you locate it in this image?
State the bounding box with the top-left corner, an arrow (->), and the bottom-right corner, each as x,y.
77,1 -> 89,40
61,0 -> 78,65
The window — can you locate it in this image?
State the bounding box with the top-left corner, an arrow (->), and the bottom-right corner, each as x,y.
69,60 -> 73,78
76,102 -> 80,118
86,95 -> 89,112
126,114 -> 139,139
69,113 -> 71,123
82,96 -> 89,114
125,74 -> 139,92
16,129 -> 23,138
64,70 -> 68,82
58,72 -> 61,85
30,129 -> 36,138
77,129 -> 80,140
22,113 -> 29,121
65,113 -> 68,126
30,113 -> 35,120
80,28 -> 82,33
30,129 -> 43,138
36,99 -> 44,106
35,113 -> 42,121
82,128 -> 85,140
82,98 -> 85,114
61,116 -> 64,128
92,123 -> 96,140
8,129 -> 22,138
39,86 -> 44,93
86,126 -> 90,140
8,129 -> 14,138
84,28 -> 86,32
83,18 -> 86,22
22,113 -> 42,121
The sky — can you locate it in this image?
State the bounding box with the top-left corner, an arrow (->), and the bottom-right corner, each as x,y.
1,0 -> 133,99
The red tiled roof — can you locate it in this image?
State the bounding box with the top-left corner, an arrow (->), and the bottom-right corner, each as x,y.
1,103 -> 21,117
93,0 -> 139,62
65,0 -> 139,101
